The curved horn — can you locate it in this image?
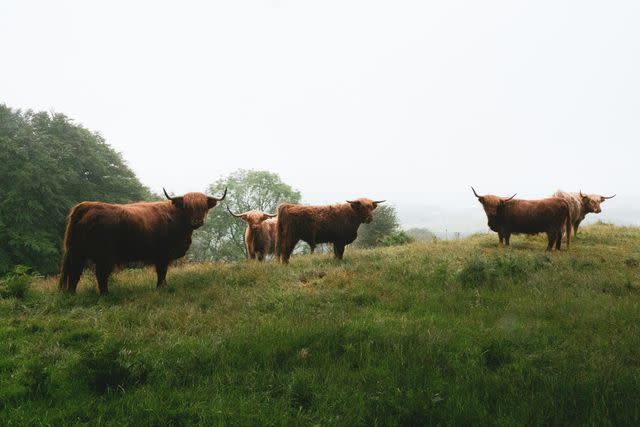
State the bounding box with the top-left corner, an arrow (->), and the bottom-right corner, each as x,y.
373,200 -> 386,204
580,190 -> 586,198
225,204 -> 244,218
471,186 -> 481,198
265,213 -> 277,218
503,193 -> 517,202
602,194 -> 616,200
213,187 -> 227,201
163,187 -> 173,201
346,200 -> 356,204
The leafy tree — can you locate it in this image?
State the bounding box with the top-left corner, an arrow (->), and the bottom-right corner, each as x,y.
355,204 -> 402,248
0,104 -> 150,274
188,170 -> 301,261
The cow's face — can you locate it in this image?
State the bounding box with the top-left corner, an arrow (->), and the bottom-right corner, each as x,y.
240,211 -> 276,232
581,193 -> 615,214
476,195 -> 504,229
176,193 -> 216,229
164,188 -> 226,229
348,198 -> 383,224
472,187 -> 516,230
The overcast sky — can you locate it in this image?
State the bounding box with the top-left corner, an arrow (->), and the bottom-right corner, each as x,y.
2,1 -> 638,230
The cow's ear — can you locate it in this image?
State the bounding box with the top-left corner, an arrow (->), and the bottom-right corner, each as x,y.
171,197 -> 184,208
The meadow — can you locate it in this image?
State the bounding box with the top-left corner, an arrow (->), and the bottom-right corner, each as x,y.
1,223 -> 640,426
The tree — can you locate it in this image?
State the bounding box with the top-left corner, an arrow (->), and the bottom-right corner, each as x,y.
0,105 -> 150,275
188,169 -> 301,261
355,204 -> 401,248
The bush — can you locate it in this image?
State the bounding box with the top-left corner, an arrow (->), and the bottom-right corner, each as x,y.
379,230 -> 414,247
0,265 -> 33,299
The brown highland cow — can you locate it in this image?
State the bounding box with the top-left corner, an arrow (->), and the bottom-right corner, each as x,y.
472,187 -> 571,251
553,190 -> 615,235
58,188 -> 226,295
227,206 -> 277,261
276,198 -> 384,263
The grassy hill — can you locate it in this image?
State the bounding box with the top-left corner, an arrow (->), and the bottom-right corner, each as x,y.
2,223 -> 640,425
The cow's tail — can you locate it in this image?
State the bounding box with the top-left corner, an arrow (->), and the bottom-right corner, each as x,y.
275,204 -> 289,262
58,204 -> 82,291
564,206 -> 572,249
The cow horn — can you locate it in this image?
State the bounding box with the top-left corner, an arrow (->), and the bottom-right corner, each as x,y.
503,193 -> 517,202
602,194 -> 616,200
226,205 -> 244,218
163,187 -> 174,201
265,213 -> 277,218
346,200 -> 356,204
580,190 -> 586,198
471,186 -> 481,199
373,200 -> 386,204
212,187 -> 227,202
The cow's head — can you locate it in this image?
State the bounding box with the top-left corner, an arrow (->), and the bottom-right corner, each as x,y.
227,206 -> 276,232
579,191 -> 615,214
472,187 -> 516,230
347,198 -> 385,224
164,187 -> 227,229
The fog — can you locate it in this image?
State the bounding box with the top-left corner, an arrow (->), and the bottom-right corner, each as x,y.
2,1 -> 638,233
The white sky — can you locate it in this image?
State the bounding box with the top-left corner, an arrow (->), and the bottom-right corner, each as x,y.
2,1 -> 638,231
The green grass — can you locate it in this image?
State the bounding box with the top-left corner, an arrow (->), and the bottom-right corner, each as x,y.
2,223 -> 640,425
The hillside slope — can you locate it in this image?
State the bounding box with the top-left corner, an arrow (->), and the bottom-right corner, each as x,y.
1,223 -> 640,425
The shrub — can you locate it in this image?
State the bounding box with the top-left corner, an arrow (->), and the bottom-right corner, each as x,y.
379,230 -> 415,247
79,341 -> 147,394
457,258 -> 490,288
0,265 -> 33,299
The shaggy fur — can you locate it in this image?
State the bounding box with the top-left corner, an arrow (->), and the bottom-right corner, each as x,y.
472,188 -> 571,251
276,198 -> 382,263
553,190 -> 615,234
59,189 -> 225,295
227,207 -> 277,261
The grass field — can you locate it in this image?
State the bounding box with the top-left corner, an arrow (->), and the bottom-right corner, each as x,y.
1,223 -> 640,426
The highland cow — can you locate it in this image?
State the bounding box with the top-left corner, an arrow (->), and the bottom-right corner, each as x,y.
58,188 -> 227,295
472,187 -> 571,251
227,206 -> 277,261
553,190 -> 615,235
276,198 -> 384,263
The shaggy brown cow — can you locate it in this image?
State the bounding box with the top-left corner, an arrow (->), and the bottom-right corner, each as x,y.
276,198 -> 384,263
553,190 -> 615,234
58,188 -> 227,295
227,206 -> 277,261
472,187 -> 571,251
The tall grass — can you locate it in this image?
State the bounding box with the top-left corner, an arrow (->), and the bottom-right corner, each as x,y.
1,224 -> 639,425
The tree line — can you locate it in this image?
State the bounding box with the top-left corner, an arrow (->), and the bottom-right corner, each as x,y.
0,104 -> 423,275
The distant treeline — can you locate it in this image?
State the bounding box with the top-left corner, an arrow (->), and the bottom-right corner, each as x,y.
0,105 -> 422,276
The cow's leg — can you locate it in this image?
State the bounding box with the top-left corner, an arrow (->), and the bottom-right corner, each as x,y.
248,250 -> 256,260
574,219 -> 583,235
95,262 -> 114,295
281,239 -> 296,264
67,258 -> 86,293
498,231 -> 504,245
333,242 -> 346,260
257,251 -> 265,262
545,232 -> 554,251
155,261 -> 169,288
555,230 -> 562,250
504,232 -> 511,246
309,243 -> 316,254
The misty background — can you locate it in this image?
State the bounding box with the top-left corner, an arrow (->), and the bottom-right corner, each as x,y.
2,1 -> 638,236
